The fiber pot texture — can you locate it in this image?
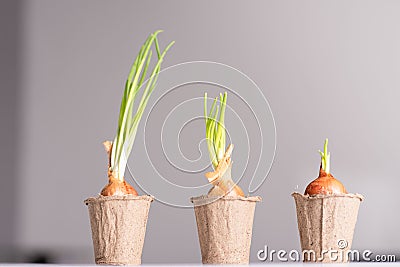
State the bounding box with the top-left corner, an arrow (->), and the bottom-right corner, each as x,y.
191,195 -> 261,264
84,195 -> 154,265
292,192 -> 363,263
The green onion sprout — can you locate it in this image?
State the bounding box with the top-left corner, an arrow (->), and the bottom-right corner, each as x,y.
110,30 -> 174,181
319,138 -> 330,174
204,92 -> 227,169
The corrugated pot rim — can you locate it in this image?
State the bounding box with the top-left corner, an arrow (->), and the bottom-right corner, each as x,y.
84,194 -> 154,205
191,195 -> 261,206
292,192 -> 364,201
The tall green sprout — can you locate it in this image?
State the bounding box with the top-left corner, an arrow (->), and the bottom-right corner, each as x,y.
204,92 -> 227,169
110,30 -> 174,180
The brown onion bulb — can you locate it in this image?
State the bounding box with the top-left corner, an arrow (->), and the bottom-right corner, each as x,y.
101,175 -> 138,196
305,166 -> 347,195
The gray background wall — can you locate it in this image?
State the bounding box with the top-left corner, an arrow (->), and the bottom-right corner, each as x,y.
1,0 -> 399,263
0,0 -> 20,261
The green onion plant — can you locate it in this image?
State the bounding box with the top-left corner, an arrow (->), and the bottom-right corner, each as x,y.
110,30 -> 174,181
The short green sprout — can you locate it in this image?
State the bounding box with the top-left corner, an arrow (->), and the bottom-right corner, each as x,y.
319,138 -> 330,174
204,92 -> 227,169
